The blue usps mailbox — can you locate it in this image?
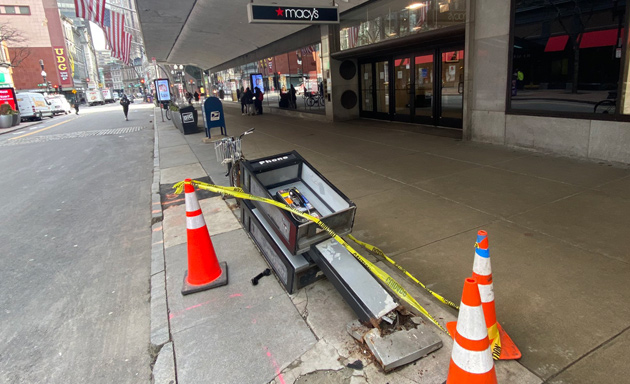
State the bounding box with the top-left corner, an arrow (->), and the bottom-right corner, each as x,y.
203,97 -> 227,138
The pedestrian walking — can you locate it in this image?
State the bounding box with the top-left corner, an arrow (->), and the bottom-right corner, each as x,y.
120,94 -> 130,120
73,101 -> 79,115
194,91 -> 200,102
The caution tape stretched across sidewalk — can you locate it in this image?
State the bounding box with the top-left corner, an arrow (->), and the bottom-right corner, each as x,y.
347,235 -> 459,310
174,179 -> 450,335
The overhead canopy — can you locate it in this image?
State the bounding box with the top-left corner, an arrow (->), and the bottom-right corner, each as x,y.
136,0 -> 367,69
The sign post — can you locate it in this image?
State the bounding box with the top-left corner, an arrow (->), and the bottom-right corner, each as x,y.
154,78 -> 171,122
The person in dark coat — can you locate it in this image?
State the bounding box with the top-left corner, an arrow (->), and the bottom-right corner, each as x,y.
289,84 -> 297,109
194,91 -> 200,101
241,87 -> 253,115
254,87 -> 263,115
120,95 -> 130,120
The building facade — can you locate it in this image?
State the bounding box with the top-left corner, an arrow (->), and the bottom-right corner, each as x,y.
196,0 -> 630,164
0,0 -> 73,92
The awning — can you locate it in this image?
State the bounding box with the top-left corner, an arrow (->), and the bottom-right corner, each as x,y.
415,54 -> 433,64
544,35 -> 569,52
580,28 -> 623,49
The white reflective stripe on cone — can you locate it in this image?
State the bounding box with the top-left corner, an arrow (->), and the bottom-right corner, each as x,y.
456,303 -> 488,340
478,283 -> 495,304
186,214 -> 206,230
451,340 -> 494,374
185,192 -> 201,212
472,253 -> 492,275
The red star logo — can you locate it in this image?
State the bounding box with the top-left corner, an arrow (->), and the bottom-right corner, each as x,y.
275,7 -> 284,17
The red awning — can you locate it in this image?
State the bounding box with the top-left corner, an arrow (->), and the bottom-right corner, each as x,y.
415,55 -> 433,64
580,28 -> 623,49
544,35 -> 569,52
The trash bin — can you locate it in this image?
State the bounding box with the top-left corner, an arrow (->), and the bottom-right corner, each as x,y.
174,105 -> 199,135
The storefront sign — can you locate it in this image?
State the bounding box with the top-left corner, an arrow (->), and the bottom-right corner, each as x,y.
247,4 -> 338,24
154,78 -> 171,102
53,47 -> 73,87
0,87 -> 17,110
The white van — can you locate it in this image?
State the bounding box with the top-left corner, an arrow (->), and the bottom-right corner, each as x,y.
46,95 -> 73,115
17,93 -> 54,121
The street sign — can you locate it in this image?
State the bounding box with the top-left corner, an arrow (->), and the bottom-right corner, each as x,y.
247,4 -> 339,24
72,89 -> 77,94
37,83 -> 46,87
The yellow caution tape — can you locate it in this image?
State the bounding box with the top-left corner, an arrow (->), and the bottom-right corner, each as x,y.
348,234 -> 459,311
173,179 -> 449,335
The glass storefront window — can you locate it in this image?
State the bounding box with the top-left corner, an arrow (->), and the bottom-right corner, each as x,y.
510,0 -> 627,116
210,44 -> 323,108
340,0 -> 466,51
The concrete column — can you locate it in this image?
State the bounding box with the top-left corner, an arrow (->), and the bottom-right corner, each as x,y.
320,25 -> 360,122
466,0 -> 511,144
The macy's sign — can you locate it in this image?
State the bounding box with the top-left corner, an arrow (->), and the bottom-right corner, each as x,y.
276,7 -> 319,21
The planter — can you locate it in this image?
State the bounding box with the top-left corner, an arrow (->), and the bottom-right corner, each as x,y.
0,114 -> 13,128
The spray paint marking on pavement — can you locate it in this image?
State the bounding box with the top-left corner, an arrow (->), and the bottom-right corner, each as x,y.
264,346 -> 286,384
10,117 -> 79,140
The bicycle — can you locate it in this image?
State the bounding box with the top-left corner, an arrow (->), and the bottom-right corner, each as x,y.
214,128 -> 255,190
594,91 -> 617,114
305,92 -> 325,107
162,102 -> 172,120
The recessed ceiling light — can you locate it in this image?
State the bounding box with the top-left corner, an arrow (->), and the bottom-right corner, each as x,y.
406,3 -> 426,9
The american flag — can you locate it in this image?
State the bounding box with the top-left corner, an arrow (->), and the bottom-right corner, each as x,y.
122,32 -> 132,65
347,26 -> 359,48
74,0 -> 106,26
103,8 -> 125,61
416,1 -> 430,29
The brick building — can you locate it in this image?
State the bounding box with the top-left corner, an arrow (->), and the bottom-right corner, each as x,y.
0,0 -> 72,91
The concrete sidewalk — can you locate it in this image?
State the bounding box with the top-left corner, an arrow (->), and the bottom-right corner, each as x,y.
149,105 -> 630,384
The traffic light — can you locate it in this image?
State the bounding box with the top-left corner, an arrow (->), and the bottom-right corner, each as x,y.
140,78 -> 145,84
53,84 -> 58,89
59,85 -> 63,92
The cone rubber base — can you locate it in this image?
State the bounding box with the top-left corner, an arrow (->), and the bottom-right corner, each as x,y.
181,262 -> 228,295
497,322 -> 521,360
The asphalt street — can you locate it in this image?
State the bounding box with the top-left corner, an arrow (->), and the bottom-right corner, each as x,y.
0,103 -> 155,383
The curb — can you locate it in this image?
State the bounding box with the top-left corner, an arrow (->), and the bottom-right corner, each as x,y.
149,110 -> 175,383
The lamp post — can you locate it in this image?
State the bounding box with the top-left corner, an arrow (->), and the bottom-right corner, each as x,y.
170,64 -> 186,98
39,59 -> 49,92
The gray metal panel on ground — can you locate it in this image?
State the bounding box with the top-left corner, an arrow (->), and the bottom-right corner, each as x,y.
313,238 -> 397,321
364,327 -> 443,372
251,207 -> 310,272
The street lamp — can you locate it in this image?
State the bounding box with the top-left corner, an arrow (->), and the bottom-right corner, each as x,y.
40,59 -> 49,92
170,64 -> 186,97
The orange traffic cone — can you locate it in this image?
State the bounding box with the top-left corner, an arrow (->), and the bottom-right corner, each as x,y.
473,230 -> 520,360
181,179 -> 228,295
445,277 -> 497,384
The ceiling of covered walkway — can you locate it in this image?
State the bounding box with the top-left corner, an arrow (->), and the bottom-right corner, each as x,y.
135,0 -> 367,70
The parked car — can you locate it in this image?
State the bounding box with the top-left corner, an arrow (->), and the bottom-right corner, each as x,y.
17,93 -> 54,121
46,95 -> 73,115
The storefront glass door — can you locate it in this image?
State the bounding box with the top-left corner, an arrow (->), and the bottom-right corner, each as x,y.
361,63 -> 373,112
439,49 -> 464,127
375,61 -> 389,114
414,54 -> 434,124
359,47 -> 464,129
394,57 -> 412,121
